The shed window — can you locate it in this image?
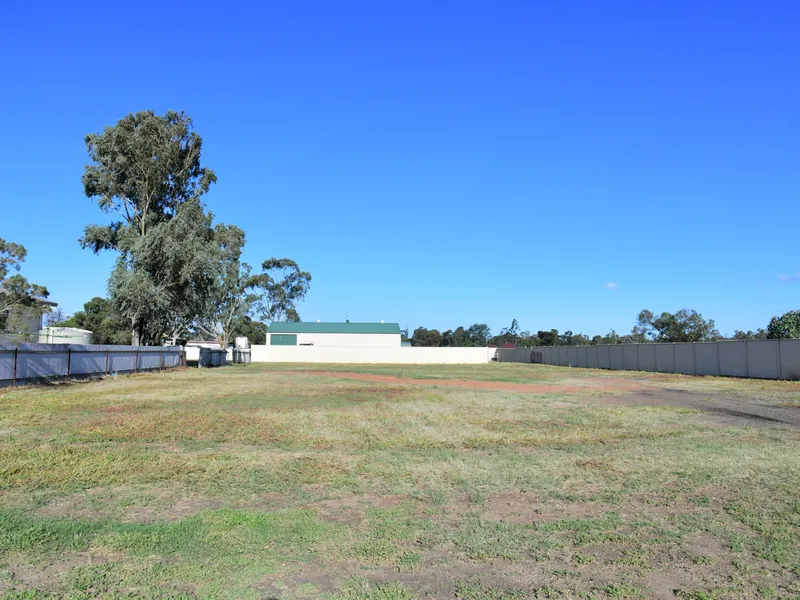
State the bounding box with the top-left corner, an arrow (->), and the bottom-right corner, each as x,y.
270,334 -> 297,346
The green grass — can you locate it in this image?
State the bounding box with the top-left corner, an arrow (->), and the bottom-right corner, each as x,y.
0,364 -> 799,599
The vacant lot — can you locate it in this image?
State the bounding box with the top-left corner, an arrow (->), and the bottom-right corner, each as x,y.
0,364 -> 798,599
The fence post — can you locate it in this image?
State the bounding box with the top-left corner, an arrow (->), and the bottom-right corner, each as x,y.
67,348 -> 72,377
135,348 -> 139,373
160,350 -> 164,371
13,348 -> 18,387
105,349 -> 110,375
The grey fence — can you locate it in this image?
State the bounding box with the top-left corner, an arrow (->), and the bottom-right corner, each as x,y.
0,343 -> 183,387
497,340 -> 800,380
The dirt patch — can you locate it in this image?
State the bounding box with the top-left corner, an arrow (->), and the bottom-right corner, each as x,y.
276,370 -> 648,395
595,389 -> 800,428
483,492 -> 605,525
5,555 -> 93,593
307,493 -> 409,525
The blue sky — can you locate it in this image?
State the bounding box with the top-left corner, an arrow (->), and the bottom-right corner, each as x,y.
1,1 -> 798,337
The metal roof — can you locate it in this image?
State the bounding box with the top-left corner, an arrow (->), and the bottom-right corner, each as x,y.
268,322 -> 401,334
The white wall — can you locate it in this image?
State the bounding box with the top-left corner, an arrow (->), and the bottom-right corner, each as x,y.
287,333 -> 402,347
251,345 -> 495,364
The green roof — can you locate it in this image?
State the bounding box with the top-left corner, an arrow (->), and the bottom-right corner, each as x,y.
268,322 -> 401,335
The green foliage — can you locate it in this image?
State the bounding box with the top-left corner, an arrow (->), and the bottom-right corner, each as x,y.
194,225 -> 259,347
231,316 -> 267,345
0,238 -> 50,339
61,297 -> 130,345
413,323 -> 491,347
732,329 -> 768,340
253,258 -> 312,326
81,110 -> 221,345
634,308 -> 721,343
767,310 -> 800,339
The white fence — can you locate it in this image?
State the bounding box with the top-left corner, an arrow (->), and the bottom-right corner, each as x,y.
498,340 -> 800,380
0,343 -> 183,386
251,345 -> 495,364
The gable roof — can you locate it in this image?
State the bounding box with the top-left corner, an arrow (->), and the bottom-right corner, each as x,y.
268,322 -> 401,335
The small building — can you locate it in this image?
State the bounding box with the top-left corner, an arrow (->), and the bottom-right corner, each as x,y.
1,301 -> 59,343
267,321 -> 401,347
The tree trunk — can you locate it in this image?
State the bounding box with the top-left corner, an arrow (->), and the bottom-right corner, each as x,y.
131,317 -> 141,346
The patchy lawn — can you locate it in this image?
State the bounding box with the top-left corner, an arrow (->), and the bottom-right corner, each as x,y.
0,364 -> 798,599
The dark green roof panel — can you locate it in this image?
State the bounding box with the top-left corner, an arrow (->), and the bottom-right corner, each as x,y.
269,322 -> 401,334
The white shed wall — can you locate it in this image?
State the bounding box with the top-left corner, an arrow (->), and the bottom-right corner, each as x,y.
268,332 -> 401,347
251,345 -> 493,364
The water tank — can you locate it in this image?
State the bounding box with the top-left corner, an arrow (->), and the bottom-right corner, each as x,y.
38,327 -> 93,345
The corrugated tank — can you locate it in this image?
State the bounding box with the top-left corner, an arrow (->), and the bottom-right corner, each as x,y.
38,327 -> 93,345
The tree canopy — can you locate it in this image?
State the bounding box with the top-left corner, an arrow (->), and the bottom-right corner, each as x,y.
767,311 -> 800,339
81,110 -> 221,345
79,110 -> 314,347
254,258 -> 312,327
0,238 -> 51,339
61,297 -> 131,345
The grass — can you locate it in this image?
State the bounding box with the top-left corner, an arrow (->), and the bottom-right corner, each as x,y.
0,364 -> 799,598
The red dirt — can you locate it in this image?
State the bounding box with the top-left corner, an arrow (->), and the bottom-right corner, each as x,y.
274,370 -> 641,394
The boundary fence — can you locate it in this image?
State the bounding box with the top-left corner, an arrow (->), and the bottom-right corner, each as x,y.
0,343 -> 183,387
497,340 -> 800,380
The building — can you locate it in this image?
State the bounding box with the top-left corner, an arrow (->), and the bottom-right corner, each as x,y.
266,321 -> 402,347
0,301 -> 59,343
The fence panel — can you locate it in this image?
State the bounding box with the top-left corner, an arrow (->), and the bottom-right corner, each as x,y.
719,342 -> 747,377
558,347 -> 568,366
1,344 -> 182,386
621,345 -> 636,370
598,346 -> 611,369
576,347 -> 587,367
609,345 -> 624,369
674,343 -> 695,375
638,344 -> 656,372
779,340 -> 800,380
567,347 -> 578,366
746,340 -> 779,379
655,344 -> 675,373
16,344 -> 69,379
695,344 -> 719,376
138,350 -> 163,371
0,346 -> 15,381
587,346 -> 599,368
523,339 -> 799,381
70,351 -> 108,375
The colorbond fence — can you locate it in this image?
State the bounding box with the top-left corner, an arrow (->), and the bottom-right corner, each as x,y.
0,343 -> 183,387
497,340 -> 800,380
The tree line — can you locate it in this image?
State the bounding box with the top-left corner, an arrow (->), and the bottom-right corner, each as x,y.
408,308 -> 800,348
1,110 -> 311,346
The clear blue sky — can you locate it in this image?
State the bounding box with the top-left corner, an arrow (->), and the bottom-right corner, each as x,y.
2,1 -> 798,337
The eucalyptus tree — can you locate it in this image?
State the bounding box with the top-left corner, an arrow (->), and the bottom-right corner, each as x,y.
81,110 -> 218,344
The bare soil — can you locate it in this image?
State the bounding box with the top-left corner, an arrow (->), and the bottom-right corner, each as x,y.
597,388 -> 800,428
277,370 -> 646,394
285,371 -> 800,428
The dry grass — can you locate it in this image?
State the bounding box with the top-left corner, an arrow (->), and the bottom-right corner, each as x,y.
0,364 -> 798,599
